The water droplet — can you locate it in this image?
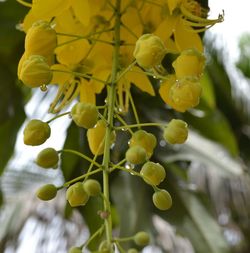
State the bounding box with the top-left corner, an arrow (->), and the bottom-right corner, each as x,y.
121,127 -> 127,132
40,84 -> 47,92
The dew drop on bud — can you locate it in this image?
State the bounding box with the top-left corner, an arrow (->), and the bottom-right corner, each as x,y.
40,84 -> 48,92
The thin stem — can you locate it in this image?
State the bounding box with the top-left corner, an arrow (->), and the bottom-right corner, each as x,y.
115,122 -> 164,130
59,149 -> 101,168
115,242 -> 126,253
83,225 -> 105,248
110,158 -> 127,172
115,114 -> 134,135
115,165 -> 143,178
113,236 -> 134,242
16,0 -> 32,7
60,168 -> 103,188
52,69 -> 106,84
128,92 -> 140,129
46,111 -> 70,124
101,0 -> 121,247
116,60 -> 137,82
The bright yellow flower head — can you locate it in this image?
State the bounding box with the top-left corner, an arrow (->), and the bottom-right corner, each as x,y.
133,34 -> 166,69
172,48 -> 205,79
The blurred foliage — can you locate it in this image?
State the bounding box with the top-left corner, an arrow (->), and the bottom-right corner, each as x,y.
1,0 -> 250,253
236,34 -> 250,78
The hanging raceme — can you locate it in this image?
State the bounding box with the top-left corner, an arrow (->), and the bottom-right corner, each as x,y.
16,0 -> 223,252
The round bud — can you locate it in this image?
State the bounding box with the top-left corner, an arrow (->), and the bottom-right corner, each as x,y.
128,249 -> 139,253
20,55 -> 52,88
71,102 -> 98,129
25,20 -> 57,61
152,190 -> 172,210
134,231 -> 150,246
66,182 -> 89,207
68,247 -> 82,253
133,34 -> 166,69
164,119 -> 188,144
83,179 -> 101,196
172,48 -> 205,79
36,184 -> 57,201
125,146 -> 147,164
36,148 -> 59,168
170,78 -> 202,112
129,130 -> 156,159
140,161 -> 166,186
87,120 -> 116,156
23,119 -> 51,146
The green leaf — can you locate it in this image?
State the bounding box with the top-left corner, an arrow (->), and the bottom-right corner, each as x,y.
0,62 -> 25,175
200,72 -> 216,109
185,108 -> 239,157
111,172 -> 153,248
159,181 -> 230,253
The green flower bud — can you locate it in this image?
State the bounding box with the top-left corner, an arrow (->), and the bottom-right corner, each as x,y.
23,119 -> 51,146
133,34 -> 166,69
83,179 -> 101,196
125,145 -> 147,164
134,231 -> 150,246
164,119 -> 188,144
68,247 -> 82,253
25,20 -> 57,61
152,189 -> 172,210
172,48 -> 205,79
140,161 -> 166,186
71,102 -> 98,129
20,55 -> 52,88
66,182 -> 89,207
36,148 -> 59,168
36,184 -> 57,201
129,130 -> 156,159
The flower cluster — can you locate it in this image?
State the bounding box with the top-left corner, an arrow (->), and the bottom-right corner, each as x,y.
17,0 -> 223,252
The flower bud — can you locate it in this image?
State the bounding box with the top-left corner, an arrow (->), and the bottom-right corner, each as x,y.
152,189 -> 172,210
125,146 -> 147,165
83,179 -> 101,196
134,231 -> 150,246
23,119 -> 51,146
133,34 -> 166,68
170,78 -> 202,112
172,48 -> 205,79
164,119 -> 188,144
66,182 -> 89,207
36,184 -> 57,201
36,148 -> 59,168
140,161 -> 166,186
87,120 -> 116,156
129,130 -> 156,159
25,20 -> 57,60
71,102 -> 98,129
20,55 -> 52,88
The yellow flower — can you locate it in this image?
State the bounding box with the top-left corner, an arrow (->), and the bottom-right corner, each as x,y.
172,48 -> 205,79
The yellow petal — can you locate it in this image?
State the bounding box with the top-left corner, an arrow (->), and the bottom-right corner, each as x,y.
126,66 -> 155,96
71,0 -> 90,26
79,78 -> 96,104
174,19 -> 203,52
167,0 -> 182,14
50,64 -> 72,84
56,39 -> 91,66
155,16 -> 177,43
90,68 -> 110,93
31,0 -> 71,19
